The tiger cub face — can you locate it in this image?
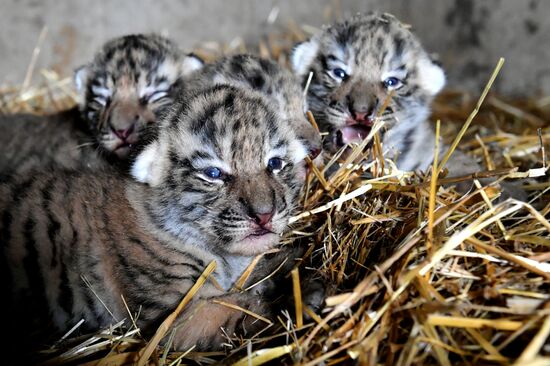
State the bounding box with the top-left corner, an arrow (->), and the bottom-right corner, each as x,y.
183,54 -> 322,159
75,34 -> 203,159
132,85 -> 308,256
291,13 -> 445,154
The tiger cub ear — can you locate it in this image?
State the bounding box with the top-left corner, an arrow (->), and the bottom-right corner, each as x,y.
291,39 -> 319,77
131,141 -> 165,186
417,57 -> 446,96
74,65 -> 89,106
181,53 -> 204,76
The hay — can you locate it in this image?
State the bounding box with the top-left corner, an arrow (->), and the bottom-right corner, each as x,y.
1,22 -> 549,366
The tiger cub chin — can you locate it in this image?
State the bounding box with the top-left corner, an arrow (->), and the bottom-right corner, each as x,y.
1,85 -> 309,357
0,33 -> 203,174
291,12 -> 484,177
183,53 -> 322,158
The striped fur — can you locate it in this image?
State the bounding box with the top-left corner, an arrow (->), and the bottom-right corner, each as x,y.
182,54 -> 321,158
0,34 -> 202,175
1,85 -> 308,357
0,108 -> 106,174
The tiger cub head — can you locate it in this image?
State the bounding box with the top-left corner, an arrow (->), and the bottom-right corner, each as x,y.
74,34 -> 203,159
184,54 -> 322,159
291,12 -> 445,151
132,85 -> 309,256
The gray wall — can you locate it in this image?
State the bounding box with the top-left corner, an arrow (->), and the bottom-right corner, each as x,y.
1,0 -> 549,96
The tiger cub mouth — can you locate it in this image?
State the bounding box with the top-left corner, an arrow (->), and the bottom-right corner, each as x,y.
333,117 -> 374,148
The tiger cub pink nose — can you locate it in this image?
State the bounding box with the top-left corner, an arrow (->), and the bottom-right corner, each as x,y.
113,123 -> 135,140
353,111 -> 368,121
254,212 -> 274,227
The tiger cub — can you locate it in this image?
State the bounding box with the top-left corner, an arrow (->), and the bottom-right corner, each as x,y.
291,12 -> 480,176
183,54 -> 322,158
0,33 -> 203,173
1,84 -> 309,358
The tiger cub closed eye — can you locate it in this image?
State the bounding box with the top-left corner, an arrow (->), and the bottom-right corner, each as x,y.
0,33 -> 203,174
291,12 -> 447,172
1,85 -> 309,359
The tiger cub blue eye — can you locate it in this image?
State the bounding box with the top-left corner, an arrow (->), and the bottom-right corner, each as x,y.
204,167 -> 222,179
332,68 -> 348,80
267,157 -> 283,171
383,77 -> 401,88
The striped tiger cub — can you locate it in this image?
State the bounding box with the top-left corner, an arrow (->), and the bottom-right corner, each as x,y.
0,33 -> 203,174
291,13 -> 527,197
1,84 -> 309,359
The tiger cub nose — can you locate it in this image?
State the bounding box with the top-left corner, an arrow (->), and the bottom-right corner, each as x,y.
353,111 -> 369,121
113,123 -> 135,140
253,211 -> 274,227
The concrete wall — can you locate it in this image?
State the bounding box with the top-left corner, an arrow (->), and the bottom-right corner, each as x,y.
0,0 -> 549,96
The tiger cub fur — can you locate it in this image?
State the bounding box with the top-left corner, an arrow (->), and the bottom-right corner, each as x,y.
182,53 -> 322,158
291,12 -> 481,176
1,84 -> 309,357
0,33 -> 203,173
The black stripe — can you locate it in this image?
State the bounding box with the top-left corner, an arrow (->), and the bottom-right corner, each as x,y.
22,217 -> 50,322
190,150 -> 214,161
393,37 -> 405,59
41,178 -> 62,267
399,125 -> 417,162
128,236 -> 203,273
189,100 -> 225,134
1,176 -> 36,249
116,251 -> 194,286
58,261 -> 74,317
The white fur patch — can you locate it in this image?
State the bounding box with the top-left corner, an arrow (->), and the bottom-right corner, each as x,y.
156,60 -> 180,81
74,66 -> 88,93
131,141 -> 161,185
91,85 -> 112,98
181,54 -> 204,76
417,58 -> 446,95
74,66 -> 89,106
288,140 -> 309,163
92,97 -> 107,106
291,39 -> 319,77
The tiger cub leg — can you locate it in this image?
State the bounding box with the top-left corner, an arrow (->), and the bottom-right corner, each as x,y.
171,292 -> 270,351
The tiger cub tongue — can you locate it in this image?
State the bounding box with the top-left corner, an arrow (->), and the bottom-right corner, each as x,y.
340,125 -> 371,145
